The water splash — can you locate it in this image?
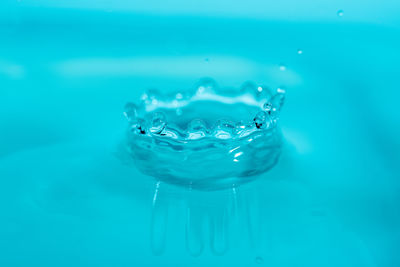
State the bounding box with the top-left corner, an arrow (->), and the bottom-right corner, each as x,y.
124,78 -> 285,190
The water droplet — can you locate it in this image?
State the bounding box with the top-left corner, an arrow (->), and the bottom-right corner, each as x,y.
196,78 -> 217,95
254,111 -> 271,129
263,102 -> 272,111
150,112 -> 167,134
337,10 -> 344,17
279,64 -> 286,71
297,49 -> 303,55
255,256 -> 264,264
124,102 -> 138,122
188,119 -> 207,139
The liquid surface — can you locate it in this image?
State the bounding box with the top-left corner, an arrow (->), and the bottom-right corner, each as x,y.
1,4 -> 400,267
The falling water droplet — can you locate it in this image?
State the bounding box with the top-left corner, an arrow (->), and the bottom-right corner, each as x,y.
150,112 -> 167,134
124,102 -> 138,122
337,10 -> 344,17
255,256 -> 264,264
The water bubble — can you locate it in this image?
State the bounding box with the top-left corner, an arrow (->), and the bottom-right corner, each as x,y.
263,102 -> 272,111
279,64 -> 286,71
255,256 -> 264,264
254,111 -> 271,129
337,10 -> 344,17
188,119 -> 207,139
196,78 -> 217,95
150,112 -> 167,134
297,49 -> 303,55
124,102 -> 138,122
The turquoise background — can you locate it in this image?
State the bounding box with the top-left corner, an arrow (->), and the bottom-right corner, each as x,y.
1,1 -> 400,266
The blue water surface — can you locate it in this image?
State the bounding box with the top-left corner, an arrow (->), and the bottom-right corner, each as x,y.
1,1 -> 400,266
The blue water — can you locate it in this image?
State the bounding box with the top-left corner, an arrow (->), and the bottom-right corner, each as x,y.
1,2 -> 400,266
125,80 -> 283,189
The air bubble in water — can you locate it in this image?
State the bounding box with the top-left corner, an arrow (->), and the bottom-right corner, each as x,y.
150,112 -> 167,134
297,49 -> 303,55
337,10 -> 344,17
124,102 -> 138,122
279,64 -> 286,71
